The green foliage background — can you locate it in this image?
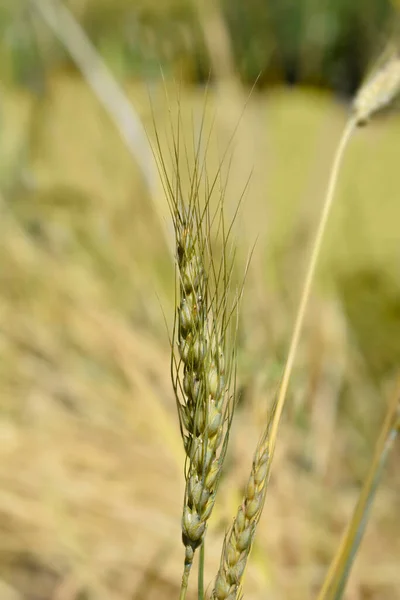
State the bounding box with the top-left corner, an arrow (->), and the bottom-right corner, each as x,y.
0,0 -> 397,90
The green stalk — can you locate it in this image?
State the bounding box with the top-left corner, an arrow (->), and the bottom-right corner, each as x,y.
180,567 -> 190,600
198,541 -> 205,600
268,117 -> 356,471
317,380 -> 400,600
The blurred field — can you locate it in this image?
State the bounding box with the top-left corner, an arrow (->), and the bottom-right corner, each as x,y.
0,72 -> 399,599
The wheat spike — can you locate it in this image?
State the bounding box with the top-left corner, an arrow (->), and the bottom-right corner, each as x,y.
173,187 -> 239,595
149,87 -> 242,597
353,54 -> 400,125
175,197 -> 232,547
212,434 -> 269,600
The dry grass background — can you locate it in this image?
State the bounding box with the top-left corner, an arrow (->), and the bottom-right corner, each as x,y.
0,72 -> 399,599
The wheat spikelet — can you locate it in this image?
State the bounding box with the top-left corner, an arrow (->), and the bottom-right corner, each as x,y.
353,54 -> 400,125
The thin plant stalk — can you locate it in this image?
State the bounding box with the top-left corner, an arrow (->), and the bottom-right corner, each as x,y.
198,542 -> 205,600
268,117 -> 356,465
317,380 -> 400,600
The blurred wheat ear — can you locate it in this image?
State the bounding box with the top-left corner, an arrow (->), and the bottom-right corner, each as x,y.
353,51 -> 400,125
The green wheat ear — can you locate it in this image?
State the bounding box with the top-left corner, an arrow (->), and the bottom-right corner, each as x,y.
150,83 -> 247,600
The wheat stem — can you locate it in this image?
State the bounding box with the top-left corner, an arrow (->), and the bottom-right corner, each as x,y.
198,541 -> 205,600
180,573 -> 189,600
268,117 -> 356,461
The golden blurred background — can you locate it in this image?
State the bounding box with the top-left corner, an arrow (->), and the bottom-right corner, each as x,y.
0,1 -> 399,599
